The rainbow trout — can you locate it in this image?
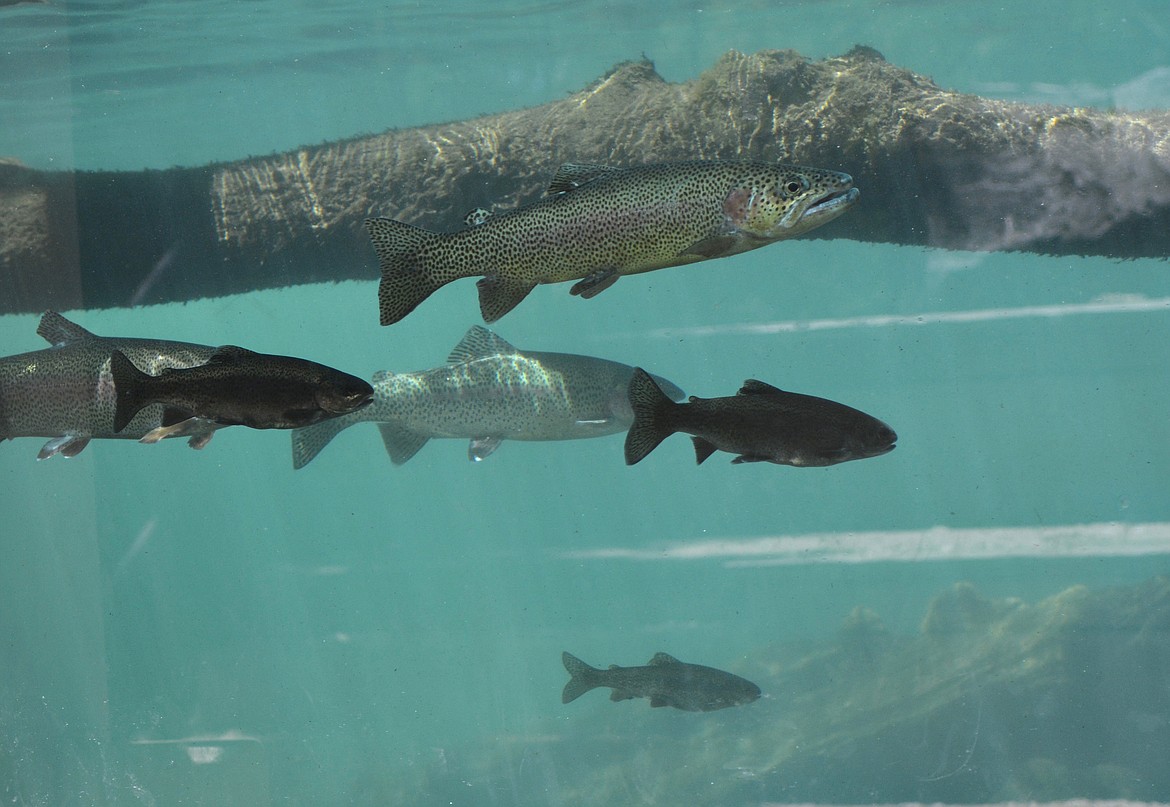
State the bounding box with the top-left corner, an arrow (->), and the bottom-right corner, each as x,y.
290,325 -> 684,468
561,651 -> 761,712
0,311 -> 221,459
367,160 -> 859,325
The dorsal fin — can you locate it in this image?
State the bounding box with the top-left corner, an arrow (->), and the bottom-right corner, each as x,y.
37,311 -> 95,346
447,326 -> 518,364
738,379 -> 786,397
647,652 -> 682,666
546,163 -> 625,195
463,207 -> 493,227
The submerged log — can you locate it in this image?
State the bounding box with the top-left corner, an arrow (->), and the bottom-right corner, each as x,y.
2,47 -> 1168,315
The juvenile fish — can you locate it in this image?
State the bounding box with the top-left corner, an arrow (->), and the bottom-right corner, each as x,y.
367,160 -> 859,324
625,367 -> 897,466
561,651 -> 760,712
290,325 -> 684,468
0,311 -> 221,459
111,346 -> 373,434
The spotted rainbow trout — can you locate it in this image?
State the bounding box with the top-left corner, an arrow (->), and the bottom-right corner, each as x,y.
367,160 -> 859,325
290,325 -> 684,468
0,311 -> 221,459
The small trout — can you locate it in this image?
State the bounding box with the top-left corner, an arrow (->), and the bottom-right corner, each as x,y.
561,651 -> 761,712
367,160 -> 859,324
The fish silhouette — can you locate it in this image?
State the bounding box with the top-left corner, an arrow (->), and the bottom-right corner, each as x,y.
561,651 -> 761,712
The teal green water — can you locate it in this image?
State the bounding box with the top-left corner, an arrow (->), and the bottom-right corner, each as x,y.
2,1 -> 1170,805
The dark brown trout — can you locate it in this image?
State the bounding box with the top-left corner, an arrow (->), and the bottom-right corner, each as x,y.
625,368 -> 897,467
367,160 -> 859,325
561,651 -> 761,712
111,346 -> 374,434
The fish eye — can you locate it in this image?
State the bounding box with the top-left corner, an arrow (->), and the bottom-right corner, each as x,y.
783,178 -> 808,196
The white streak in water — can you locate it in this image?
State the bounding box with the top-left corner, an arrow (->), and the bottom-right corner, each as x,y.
766,802 -> 1170,807
563,522 -> 1170,567
116,517 -> 158,573
643,294 -> 1170,339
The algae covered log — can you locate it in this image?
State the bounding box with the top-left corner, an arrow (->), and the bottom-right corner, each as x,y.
396,576 -> 1170,806
2,47 -> 1169,315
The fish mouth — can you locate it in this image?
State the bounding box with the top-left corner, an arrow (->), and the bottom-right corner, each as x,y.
803,186 -> 860,220
323,389 -> 375,414
863,432 -> 897,458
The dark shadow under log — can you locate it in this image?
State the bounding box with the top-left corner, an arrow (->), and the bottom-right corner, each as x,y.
2,47 -> 1168,315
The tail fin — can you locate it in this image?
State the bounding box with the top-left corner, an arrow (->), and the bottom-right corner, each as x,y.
624,368 -> 678,465
290,416 -> 357,469
366,218 -> 446,326
561,652 -> 602,704
110,350 -> 153,433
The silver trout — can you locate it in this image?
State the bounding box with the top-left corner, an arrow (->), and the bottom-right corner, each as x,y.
561,651 -> 761,712
367,160 -> 859,324
625,367 -> 897,467
0,311 -> 221,459
290,325 -> 684,468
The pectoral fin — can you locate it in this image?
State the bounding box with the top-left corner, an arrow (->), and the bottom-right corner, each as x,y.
683,234 -> 740,259
140,417 -> 208,444
187,428 -> 217,450
569,268 -> 619,299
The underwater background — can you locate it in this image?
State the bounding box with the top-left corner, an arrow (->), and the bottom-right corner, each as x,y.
2,1 -> 1170,804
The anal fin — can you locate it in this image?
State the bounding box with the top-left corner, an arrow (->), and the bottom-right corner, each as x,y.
692,437 -> 720,465
477,276 -> 537,323
378,422 -> 430,465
